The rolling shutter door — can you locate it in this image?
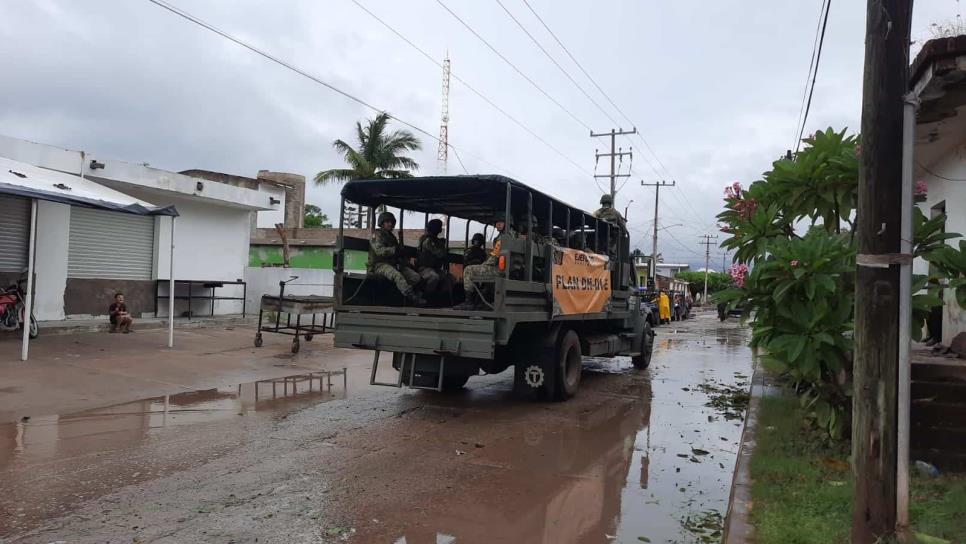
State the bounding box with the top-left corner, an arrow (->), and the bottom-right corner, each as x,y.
68,207 -> 155,279
0,196 -> 30,272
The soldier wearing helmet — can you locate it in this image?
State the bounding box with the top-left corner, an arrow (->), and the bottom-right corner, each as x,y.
368,211 -> 425,306
456,219 -> 509,310
417,218 -> 451,295
593,193 -> 625,228
463,233 -> 487,267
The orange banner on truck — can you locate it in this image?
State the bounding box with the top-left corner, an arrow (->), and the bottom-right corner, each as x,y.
552,247 -> 611,316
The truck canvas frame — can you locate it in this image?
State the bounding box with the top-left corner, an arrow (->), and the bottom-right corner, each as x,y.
333,175 -> 656,400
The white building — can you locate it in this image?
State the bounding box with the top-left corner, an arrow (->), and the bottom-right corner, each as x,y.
911,36 -> 966,341
0,135 -> 291,322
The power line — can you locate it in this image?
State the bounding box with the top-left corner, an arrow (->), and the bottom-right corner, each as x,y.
145,0 -> 511,177
494,0 -> 618,127
517,0 -> 713,227
434,0 -> 592,132
795,0 -> 832,152
349,0 -> 591,177
793,0 -> 829,151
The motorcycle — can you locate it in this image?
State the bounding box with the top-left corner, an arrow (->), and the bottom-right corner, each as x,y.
0,272 -> 38,338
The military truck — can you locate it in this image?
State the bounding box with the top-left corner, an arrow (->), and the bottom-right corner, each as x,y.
332,175 -> 656,400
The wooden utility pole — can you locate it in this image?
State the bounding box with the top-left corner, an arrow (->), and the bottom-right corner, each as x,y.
641,180 -> 675,283
852,0 -> 913,542
699,234 -> 718,304
591,128 -> 635,200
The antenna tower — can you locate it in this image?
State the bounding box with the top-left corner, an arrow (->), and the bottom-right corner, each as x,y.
437,53 -> 451,174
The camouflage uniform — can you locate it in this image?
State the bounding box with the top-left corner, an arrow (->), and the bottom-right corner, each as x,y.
369,228 -> 420,296
463,230 -> 511,298
416,233 -> 448,293
593,205 -> 626,228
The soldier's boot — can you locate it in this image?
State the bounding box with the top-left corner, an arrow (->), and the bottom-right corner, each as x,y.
404,288 -> 427,307
453,291 -> 478,310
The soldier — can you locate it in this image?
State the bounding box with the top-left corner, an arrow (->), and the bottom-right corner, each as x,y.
455,219 -> 509,310
416,219 -> 449,295
593,194 -> 626,228
369,211 -> 425,306
463,233 -> 486,266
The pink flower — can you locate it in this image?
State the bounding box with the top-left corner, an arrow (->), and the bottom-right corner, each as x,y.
790,260 -> 799,267
729,263 -> 749,288
732,181 -> 742,194
915,180 -> 927,196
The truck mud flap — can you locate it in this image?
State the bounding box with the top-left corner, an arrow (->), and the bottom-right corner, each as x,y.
335,313 -> 496,360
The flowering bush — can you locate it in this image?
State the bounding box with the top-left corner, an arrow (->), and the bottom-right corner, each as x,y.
717,127 -> 966,442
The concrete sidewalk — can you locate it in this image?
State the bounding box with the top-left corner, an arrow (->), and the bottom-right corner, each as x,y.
0,324 -> 343,423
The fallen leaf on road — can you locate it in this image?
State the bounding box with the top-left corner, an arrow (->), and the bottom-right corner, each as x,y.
691,448 -> 710,456
455,450 -> 465,456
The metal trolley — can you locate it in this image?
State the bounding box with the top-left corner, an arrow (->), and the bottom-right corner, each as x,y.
254,277 -> 334,353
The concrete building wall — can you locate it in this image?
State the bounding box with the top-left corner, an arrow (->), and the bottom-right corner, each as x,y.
915,142 -> 966,340
33,201 -> 70,321
119,191 -> 251,317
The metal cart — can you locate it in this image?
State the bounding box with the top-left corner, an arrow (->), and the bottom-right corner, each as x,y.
254,277 -> 334,353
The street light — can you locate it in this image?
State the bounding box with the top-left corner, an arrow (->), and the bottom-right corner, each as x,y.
624,199 -> 634,220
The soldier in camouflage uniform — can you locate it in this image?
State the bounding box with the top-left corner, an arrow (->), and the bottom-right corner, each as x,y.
463,233 -> 486,266
416,219 -> 450,295
369,211 -> 425,305
593,193 -> 626,228
455,219 -> 509,310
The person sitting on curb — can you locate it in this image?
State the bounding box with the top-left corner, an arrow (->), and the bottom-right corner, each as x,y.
109,292 -> 134,333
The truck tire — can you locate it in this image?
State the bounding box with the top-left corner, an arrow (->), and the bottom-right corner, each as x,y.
554,330 -> 582,401
632,321 -> 654,370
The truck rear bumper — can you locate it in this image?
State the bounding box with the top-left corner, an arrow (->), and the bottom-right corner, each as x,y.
334,312 -> 496,360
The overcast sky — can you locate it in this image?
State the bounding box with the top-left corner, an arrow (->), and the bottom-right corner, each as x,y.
1,0 -> 960,267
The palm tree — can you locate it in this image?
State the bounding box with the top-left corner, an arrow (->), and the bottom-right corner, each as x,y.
315,113 -> 422,227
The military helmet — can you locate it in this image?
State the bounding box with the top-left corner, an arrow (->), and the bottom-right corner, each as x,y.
427,218 -> 443,234
600,193 -> 614,206
377,211 -> 396,227
471,233 -> 485,245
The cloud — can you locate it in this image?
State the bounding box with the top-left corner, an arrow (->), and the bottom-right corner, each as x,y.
1,0 -> 960,262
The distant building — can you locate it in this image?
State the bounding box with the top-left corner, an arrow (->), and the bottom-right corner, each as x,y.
910,36 -> 966,341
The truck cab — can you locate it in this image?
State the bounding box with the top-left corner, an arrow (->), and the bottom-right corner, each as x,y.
332,175 -> 656,400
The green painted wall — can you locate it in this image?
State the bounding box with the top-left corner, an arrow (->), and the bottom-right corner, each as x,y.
249,246 -> 368,270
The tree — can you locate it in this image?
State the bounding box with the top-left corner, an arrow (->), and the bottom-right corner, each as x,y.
315,112 -> 422,228
303,204 -> 331,228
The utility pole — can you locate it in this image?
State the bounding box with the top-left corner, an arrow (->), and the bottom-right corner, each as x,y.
591,128 -> 636,201
852,1 -> 913,542
641,180 -> 675,283
720,251 -> 729,272
699,234 -> 718,304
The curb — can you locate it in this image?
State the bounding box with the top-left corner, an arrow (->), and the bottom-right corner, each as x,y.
722,358 -> 764,543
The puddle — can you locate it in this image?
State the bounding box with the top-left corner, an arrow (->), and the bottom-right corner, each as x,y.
338,317 -> 754,543
0,371 -> 347,465
0,370 -> 348,537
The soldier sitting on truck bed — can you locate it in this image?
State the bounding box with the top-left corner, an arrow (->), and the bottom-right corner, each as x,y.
463,233 -> 486,266
369,211 -> 426,306
416,219 -> 452,297
593,193 -> 626,228
455,219 -> 509,310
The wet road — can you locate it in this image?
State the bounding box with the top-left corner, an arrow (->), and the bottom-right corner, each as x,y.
1,313 -> 751,544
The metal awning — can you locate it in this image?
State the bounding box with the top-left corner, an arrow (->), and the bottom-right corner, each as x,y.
0,156 -> 180,360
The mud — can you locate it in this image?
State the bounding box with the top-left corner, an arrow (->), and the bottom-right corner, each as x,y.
3,313 -> 752,544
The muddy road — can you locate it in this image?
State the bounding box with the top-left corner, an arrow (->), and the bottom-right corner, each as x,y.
2,313 -> 752,544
